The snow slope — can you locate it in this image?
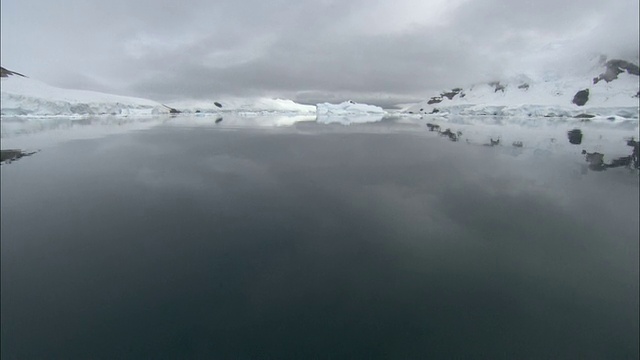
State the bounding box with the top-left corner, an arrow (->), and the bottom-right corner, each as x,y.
404,58 -> 640,119
1,70 -> 169,116
0,69 -> 388,127
0,68 -> 331,118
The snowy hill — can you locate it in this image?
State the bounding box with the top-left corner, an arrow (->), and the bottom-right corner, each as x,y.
404,57 -> 640,119
1,67 -> 170,117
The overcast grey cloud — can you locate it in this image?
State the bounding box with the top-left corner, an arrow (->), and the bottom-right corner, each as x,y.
1,0 -> 638,107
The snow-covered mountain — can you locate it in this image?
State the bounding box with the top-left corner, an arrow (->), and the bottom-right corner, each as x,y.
1,67 -> 171,117
404,57 -> 640,119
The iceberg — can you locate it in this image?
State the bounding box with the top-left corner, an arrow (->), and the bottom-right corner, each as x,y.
316,101 -> 385,116
315,101 -> 386,125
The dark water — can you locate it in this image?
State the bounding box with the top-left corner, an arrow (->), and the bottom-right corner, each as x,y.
2,122 -> 639,359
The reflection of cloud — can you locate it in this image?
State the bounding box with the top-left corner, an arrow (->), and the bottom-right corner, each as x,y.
135,167 -> 208,191
202,154 -> 278,189
202,155 -> 268,176
134,153 -> 277,192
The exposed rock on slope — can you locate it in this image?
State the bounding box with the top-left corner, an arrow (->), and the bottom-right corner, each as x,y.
1,67 -> 26,78
593,60 -> 640,83
404,57 -> 640,119
572,89 -> 589,106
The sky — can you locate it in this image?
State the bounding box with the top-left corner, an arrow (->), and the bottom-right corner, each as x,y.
1,0 -> 639,107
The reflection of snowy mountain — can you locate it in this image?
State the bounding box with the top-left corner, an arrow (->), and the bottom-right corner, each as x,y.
1,67 -> 170,116
404,57 -> 640,119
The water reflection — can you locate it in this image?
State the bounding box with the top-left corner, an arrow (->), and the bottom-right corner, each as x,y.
0,149 -> 38,164
2,114 -> 639,174
580,138 -> 640,171
419,118 -> 639,173
1,120 -> 638,359
567,128 -> 583,144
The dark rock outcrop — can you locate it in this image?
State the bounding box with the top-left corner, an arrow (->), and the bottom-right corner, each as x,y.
582,150 -> 606,171
440,128 -> 461,141
572,89 -> 589,106
0,67 -> 26,78
567,129 -> 583,144
593,59 -> 640,84
214,102 -> 223,108
1,149 -> 37,164
592,139 -> 640,170
427,96 -> 443,104
574,113 -> 595,119
489,81 -> 505,93
518,83 -> 530,90
162,104 -> 181,114
628,138 -> 640,169
426,123 -> 440,132
441,88 -> 462,100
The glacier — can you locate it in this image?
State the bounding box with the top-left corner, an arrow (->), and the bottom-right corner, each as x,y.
1,73 -> 169,117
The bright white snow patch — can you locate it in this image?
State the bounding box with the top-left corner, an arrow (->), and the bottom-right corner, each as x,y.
316,101 -> 385,115
316,101 -> 386,125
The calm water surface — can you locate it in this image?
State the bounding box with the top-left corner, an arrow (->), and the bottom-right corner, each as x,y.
2,119 -> 639,359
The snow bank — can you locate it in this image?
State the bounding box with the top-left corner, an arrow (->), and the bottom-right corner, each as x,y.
167,98 -> 316,114
1,75 -> 169,116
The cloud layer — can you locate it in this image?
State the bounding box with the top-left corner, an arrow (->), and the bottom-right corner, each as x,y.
2,0 -> 638,106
